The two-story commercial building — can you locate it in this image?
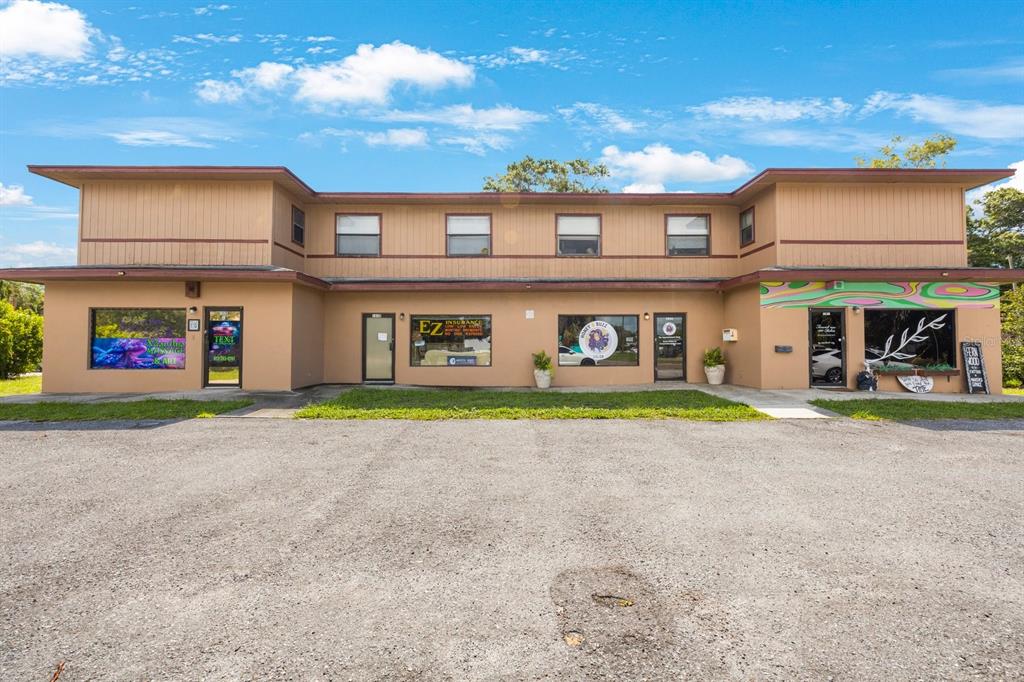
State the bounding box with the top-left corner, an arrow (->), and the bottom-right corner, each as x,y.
2,165 -> 1021,394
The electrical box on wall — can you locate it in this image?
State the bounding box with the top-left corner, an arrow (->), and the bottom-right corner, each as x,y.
722,328 -> 739,342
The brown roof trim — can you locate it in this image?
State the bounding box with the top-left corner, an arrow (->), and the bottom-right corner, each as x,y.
0,266 -> 330,290
3,266 -> 1021,291
27,165 -> 1016,205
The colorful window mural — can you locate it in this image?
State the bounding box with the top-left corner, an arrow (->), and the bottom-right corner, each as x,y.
90,308 -> 186,369
759,281 -> 999,309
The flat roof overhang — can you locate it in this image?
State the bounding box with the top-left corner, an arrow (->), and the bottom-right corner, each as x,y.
26,165 -> 1016,205
3,266 -> 1022,291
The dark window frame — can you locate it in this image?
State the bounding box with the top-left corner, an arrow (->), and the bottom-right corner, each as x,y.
665,213 -> 711,257
445,213 -> 493,258
409,314 -> 493,368
739,207 -> 755,247
88,307 -> 187,371
555,213 -> 602,257
556,314 -> 641,367
291,205 -> 305,247
335,212 -> 383,257
863,308 -> 959,370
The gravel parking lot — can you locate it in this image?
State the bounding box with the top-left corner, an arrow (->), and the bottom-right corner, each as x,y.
2,417 -> 1023,680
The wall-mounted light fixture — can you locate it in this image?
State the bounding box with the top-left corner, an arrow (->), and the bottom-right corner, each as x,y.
188,306 -> 198,315
852,305 -> 862,314
399,312 -> 405,321
116,271 -> 126,276
643,312 -> 650,320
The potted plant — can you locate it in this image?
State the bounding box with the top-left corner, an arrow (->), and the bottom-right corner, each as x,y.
532,350 -> 553,389
703,347 -> 726,385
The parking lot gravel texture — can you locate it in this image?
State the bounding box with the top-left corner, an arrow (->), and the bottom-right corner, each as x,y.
2,416 -> 1022,680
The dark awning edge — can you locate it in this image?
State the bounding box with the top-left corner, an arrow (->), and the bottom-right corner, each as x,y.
1,266 -> 1022,291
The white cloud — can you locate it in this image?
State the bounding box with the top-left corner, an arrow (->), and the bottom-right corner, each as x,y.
382,104 -> 545,131
195,79 -> 245,103
558,102 -> 640,134
0,241 -> 76,267
861,91 -> 1024,141
600,144 -> 754,188
0,183 -> 34,206
0,0 -> 95,60
622,182 -> 665,193
966,160 -> 1024,213
106,130 -> 216,148
193,4 -> 231,15
363,128 -> 429,148
508,46 -> 547,63
305,35 -> 335,42
690,96 -> 854,122
437,133 -> 511,156
232,61 -> 294,90
936,59 -> 1024,83
293,41 -> 474,106
467,45 -> 579,70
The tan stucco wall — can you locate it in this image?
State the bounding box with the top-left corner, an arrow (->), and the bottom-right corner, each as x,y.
41,281 -> 295,393
291,285 -> 325,388
721,286 -> 761,387
322,290 -> 725,387
760,307 -> 813,389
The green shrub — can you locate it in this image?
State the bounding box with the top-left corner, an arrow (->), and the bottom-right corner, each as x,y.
532,349 -> 553,372
0,300 -> 43,379
703,347 -> 725,367
1003,287 -> 1024,388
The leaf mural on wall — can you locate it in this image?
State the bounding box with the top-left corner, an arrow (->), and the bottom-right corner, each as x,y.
869,314 -> 947,365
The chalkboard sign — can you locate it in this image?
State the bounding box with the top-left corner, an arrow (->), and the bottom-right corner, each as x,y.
961,341 -> 989,394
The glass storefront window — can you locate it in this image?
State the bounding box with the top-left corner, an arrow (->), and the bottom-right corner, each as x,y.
864,309 -> 956,370
410,315 -> 492,366
90,308 -> 186,369
557,315 -> 639,366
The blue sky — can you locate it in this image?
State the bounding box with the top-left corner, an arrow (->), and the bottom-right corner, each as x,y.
1,0 -> 1022,267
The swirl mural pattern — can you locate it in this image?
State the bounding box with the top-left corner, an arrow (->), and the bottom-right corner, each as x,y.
759,281 -> 999,309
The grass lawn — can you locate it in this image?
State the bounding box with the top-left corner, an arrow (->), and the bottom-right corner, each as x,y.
0,375 -> 42,396
0,398 -> 253,422
296,387 -> 767,421
810,398 -> 1024,421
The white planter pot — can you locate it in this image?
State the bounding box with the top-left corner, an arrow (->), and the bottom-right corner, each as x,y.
534,369 -> 552,389
704,364 -> 726,385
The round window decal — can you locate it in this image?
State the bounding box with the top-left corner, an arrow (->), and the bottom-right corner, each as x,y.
661,321 -> 677,336
578,320 -> 619,361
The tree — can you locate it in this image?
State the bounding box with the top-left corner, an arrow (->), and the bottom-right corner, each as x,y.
483,156 -> 610,193
967,187 -> 1024,269
0,300 -> 43,379
1001,286 -> 1024,388
0,280 -> 44,315
855,134 -> 957,169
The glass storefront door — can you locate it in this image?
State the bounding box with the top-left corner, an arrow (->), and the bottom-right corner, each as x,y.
363,313 -> 395,382
654,313 -> 686,381
205,308 -> 242,386
809,308 -> 845,386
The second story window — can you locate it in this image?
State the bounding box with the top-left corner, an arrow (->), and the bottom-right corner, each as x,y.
291,206 -> 305,246
666,214 -> 709,256
446,214 -> 491,256
336,214 -> 381,256
740,207 -> 755,247
557,214 -> 601,256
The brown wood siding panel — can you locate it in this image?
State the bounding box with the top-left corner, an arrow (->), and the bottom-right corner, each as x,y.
78,180 -> 274,266
775,183 -> 968,267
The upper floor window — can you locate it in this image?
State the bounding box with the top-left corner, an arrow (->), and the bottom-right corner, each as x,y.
666,214 -> 709,256
557,214 -> 601,256
336,214 -> 381,256
739,207 -> 755,247
291,206 -> 305,246
446,214 -> 492,256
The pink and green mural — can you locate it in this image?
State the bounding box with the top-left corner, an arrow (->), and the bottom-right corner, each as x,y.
759,281 -> 999,309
